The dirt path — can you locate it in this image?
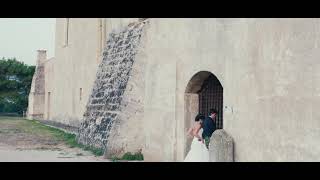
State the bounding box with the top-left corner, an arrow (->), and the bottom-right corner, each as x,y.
0,116 -> 110,162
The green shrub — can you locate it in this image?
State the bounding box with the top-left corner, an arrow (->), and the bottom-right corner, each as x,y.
118,151 -> 144,161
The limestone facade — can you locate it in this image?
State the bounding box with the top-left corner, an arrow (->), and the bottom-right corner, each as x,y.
27,50 -> 47,120
28,18 -> 320,161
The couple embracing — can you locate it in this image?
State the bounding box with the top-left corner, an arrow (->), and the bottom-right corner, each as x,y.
184,108 -> 218,162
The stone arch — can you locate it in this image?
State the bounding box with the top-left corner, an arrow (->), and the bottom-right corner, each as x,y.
183,71 -> 223,158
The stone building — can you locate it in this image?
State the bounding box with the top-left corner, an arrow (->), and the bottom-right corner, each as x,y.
28,18 -> 320,161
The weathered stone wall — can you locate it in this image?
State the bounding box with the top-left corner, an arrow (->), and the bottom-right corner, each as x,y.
29,18 -> 320,161
105,20 -> 149,157
43,18 -> 140,127
140,18 -> 320,161
209,129 -> 234,162
43,57 -> 54,120
45,18 -> 104,127
77,20 -> 146,150
27,50 -> 46,120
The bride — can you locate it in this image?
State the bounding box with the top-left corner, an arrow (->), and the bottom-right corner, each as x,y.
184,114 -> 209,162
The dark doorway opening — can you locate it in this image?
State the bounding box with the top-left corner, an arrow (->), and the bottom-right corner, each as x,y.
183,71 -> 223,158
198,74 -> 223,129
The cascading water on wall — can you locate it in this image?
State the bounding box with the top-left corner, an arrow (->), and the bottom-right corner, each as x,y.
77,21 -> 146,149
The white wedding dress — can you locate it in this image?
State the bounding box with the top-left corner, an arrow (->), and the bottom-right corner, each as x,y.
184,128 -> 210,162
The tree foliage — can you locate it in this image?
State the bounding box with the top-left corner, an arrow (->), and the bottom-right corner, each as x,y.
0,57 -> 35,115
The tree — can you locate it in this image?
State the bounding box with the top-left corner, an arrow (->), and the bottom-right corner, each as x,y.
0,58 -> 35,115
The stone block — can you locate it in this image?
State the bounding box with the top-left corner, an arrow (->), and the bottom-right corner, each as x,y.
209,129 -> 234,162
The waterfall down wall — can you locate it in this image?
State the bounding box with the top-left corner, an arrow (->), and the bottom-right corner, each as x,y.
77,21 -> 146,149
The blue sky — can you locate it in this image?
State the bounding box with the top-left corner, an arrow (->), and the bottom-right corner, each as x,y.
0,18 -> 55,65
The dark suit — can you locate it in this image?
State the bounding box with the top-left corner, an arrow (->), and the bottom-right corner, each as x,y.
202,116 -> 216,139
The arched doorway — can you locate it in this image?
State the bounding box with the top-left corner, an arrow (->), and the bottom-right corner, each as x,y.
184,71 -> 223,157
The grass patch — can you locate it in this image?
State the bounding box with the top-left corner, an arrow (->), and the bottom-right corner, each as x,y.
0,116 -> 104,156
111,151 -> 144,162
25,120 -> 104,156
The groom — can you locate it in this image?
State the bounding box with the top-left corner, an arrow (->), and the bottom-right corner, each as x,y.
202,108 -> 218,149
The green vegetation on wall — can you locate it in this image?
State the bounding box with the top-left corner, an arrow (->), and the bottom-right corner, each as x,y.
111,151 -> 144,162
